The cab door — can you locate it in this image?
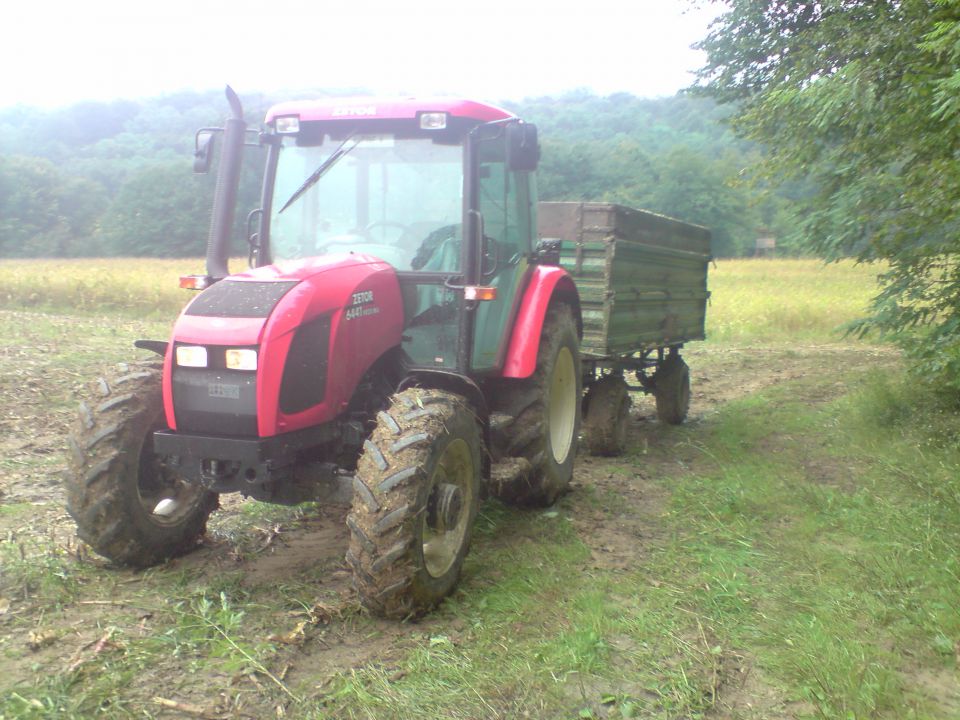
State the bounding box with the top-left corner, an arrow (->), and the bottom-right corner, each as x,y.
470,129 -> 536,372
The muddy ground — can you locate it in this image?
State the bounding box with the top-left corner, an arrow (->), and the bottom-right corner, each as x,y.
0,311 -> 902,717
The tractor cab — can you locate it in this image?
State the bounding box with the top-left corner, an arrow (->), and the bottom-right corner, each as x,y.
255,98 -> 540,372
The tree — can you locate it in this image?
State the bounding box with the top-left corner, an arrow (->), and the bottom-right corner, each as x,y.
694,0 -> 960,388
98,163 -> 216,257
645,147 -> 757,257
0,156 -> 108,257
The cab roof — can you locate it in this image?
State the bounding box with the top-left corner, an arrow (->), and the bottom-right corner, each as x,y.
264,97 -> 514,125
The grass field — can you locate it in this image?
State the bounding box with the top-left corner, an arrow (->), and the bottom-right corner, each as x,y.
2,258 -> 958,719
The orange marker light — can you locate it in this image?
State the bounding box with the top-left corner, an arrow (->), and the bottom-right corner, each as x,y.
463,286 -> 497,301
179,275 -> 212,290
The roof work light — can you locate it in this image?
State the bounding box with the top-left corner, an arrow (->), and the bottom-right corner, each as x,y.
419,112 -> 448,130
274,116 -> 300,134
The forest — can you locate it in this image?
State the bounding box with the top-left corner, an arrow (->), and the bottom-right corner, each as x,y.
0,89 -> 794,260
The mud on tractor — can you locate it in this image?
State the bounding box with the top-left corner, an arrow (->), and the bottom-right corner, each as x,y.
66,88 -> 710,619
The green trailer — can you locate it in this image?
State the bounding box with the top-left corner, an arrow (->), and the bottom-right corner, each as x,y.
537,201 -> 712,455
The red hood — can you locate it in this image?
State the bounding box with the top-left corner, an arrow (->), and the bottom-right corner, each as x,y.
229,252 -> 391,283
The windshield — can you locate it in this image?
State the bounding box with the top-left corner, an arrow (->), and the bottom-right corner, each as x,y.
269,134 -> 464,271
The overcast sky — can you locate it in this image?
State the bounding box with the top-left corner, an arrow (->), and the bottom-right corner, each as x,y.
4,0 -> 718,110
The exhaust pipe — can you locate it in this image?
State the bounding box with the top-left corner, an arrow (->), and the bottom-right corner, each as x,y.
206,85 -> 246,280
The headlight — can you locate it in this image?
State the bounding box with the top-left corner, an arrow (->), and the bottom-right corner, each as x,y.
176,345 -> 208,368
225,348 -> 258,371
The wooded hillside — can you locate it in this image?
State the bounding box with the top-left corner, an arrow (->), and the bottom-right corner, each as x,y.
0,89 -> 795,258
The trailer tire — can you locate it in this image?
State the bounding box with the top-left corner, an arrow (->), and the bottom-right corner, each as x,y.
347,389 -> 480,619
654,355 -> 690,425
583,375 -> 631,456
65,362 -> 218,567
493,303 -> 581,506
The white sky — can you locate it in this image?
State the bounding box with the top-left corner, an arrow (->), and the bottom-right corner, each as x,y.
3,0 -> 718,110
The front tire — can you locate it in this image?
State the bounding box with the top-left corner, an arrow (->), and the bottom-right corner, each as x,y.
494,303 -> 582,506
65,363 -> 218,567
346,389 -> 481,619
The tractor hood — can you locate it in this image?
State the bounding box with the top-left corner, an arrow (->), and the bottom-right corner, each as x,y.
173,253 -> 393,346
163,252 -> 405,436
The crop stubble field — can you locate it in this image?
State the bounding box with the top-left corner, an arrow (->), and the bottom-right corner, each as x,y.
1,258 -> 958,719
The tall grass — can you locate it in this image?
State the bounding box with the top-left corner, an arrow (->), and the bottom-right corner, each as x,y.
706,258 -> 880,343
0,258 -> 198,316
0,258 -> 243,317
1,257 -> 883,344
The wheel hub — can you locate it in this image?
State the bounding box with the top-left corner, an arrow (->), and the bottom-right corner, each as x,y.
427,483 -> 463,533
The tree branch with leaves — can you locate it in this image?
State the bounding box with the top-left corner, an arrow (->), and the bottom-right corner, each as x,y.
694,0 -> 960,390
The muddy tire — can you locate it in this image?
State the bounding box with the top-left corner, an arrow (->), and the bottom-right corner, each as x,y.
346,388 -> 481,619
654,355 -> 690,425
65,362 -> 218,567
493,303 -> 581,506
582,375 -> 631,456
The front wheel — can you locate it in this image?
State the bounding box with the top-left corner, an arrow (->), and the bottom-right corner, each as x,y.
65,363 -> 218,567
346,389 -> 481,619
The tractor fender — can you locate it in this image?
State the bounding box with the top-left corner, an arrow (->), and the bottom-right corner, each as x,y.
500,266 -> 581,379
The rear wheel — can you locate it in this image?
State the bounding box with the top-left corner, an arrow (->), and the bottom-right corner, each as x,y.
493,303 -> 581,506
65,363 -> 218,567
582,374 -> 631,456
654,355 -> 690,425
347,389 -> 481,619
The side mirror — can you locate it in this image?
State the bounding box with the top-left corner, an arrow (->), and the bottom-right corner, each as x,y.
506,121 -> 539,172
194,130 -> 216,174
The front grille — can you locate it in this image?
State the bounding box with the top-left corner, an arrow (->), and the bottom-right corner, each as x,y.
173,367 -> 258,436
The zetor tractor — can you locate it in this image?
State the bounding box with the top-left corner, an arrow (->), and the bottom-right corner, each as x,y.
66,88 -> 584,618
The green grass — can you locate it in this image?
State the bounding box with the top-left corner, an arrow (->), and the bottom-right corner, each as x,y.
643,375 -> 960,719
308,371 -> 960,719
4,257 -> 958,718
312,505 -> 718,719
4,379 -> 957,718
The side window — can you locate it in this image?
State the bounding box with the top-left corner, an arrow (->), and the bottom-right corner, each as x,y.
478,142 -> 533,265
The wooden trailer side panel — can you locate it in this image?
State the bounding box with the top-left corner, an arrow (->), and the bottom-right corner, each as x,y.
538,202 -> 711,358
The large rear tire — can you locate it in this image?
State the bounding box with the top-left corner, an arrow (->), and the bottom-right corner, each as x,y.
65,363 -> 218,567
654,355 -> 690,425
582,374 -> 631,456
493,303 -> 581,506
346,389 -> 481,619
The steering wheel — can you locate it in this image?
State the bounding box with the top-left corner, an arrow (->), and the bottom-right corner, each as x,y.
316,236 -> 361,252
365,221 -> 410,237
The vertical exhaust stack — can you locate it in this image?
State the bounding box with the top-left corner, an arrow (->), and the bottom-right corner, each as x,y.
206,85 -> 246,280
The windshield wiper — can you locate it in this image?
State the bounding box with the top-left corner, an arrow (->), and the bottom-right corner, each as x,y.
278,134 -> 359,214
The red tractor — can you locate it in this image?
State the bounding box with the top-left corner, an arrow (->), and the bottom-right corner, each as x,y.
66,88 -> 584,618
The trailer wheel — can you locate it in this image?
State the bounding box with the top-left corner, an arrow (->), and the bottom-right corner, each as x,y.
583,375 -> 631,456
347,389 -> 480,619
65,363 -> 218,567
494,303 -> 582,506
654,355 -> 690,425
